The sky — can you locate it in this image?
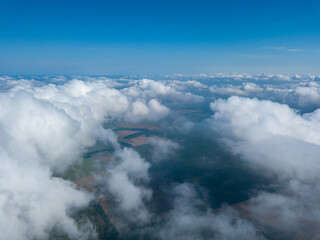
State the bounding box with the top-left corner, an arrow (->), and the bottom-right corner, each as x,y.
0,0 -> 319,75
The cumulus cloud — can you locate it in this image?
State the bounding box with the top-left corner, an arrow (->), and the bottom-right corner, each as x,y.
168,80 -> 208,90
105,147 -> 152,225
210,85 -> 246,96
293,82 -> 320,108
127,98 -> 170,122
2,80 -> 129,172
206,74 -> 320,112
247,180 -> 320,236
3,74 -> 320,239
210,83 -> 263,97
210,96 -> 320,178
209,96 -> 320,237
154,183 -> 263,240
0,150 -> 92,240
148,138 -> 180,162
122,78 -> 204,103
0,76 -> 173,239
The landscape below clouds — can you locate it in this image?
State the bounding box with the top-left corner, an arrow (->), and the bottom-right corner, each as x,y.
1,74 -> 320,240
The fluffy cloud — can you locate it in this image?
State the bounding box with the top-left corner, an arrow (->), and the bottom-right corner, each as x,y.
0,77 -> 172,239
293,82 -> 320,108
127,99 -> 170,122
155,183 -> 263,240
207,74 -> 320,112
209,96 -> 320,237
122,78 -> 204,103
168,80 -> 208,90
248,180 -> 320,236
210,83 -> 263,97
105,147 -> 152,225
2,74 -> 320,239
210,85 -> 246,96
148,138 -> 180,162
210,96 -> 320,179
0,150 -> 92,240
2,80 -> 129,172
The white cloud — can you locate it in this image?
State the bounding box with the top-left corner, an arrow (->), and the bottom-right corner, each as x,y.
210,96 -> 320,178
126,98 -> 170,122
209,96 -> 320,236
0,150 -> 92,240
122,78 -> 204,103
168,80 -> 208,90
210,85 -> 246,96
148,138 -> 180,162
2,74 -> 320,239
104,147 -> 152,225
0,76 -> 174,239
294,83 -> 320,107
155,183 -> 264,240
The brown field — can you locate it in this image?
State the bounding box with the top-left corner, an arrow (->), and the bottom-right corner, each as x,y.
73,175 -> 96,192
120,134 -> 148,146
99,197 -> 109,215
91,151 -> 113,163
116,130 -> 141,138
73,172 -> 106,192
119,134 -> 169,147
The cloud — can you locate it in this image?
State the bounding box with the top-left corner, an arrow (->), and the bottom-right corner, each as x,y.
3,74 -> 320,239
210,96 -> 320,178
126,99 -> 170,122
0,76 -> 174,239
248,180 -> 320,235
293,82 -> 320,108
154,183 -> 264,240
209,96 -> 320,237
1,80 -> 129,173
210,82 -> 268,98
104,147 -> 152,226
264,46 -> 305,53
0,150 -> 92,240
148,138 -> 180,162
208,75 -> 320,112
122,78 -> 204,103
210,85 -> 246,96
168,80 -> 208,90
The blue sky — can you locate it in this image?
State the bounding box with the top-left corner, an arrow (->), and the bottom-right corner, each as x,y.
0,0 -> 319,74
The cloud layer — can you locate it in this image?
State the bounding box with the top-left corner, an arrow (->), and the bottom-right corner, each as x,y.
1,74 -> 320,239
0,76 -> 176,239
209,96 -> 320,237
